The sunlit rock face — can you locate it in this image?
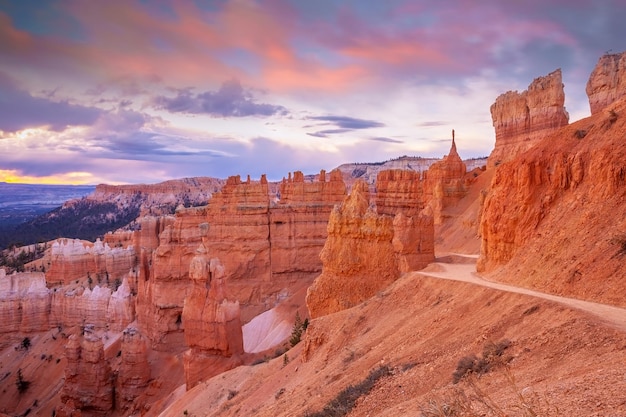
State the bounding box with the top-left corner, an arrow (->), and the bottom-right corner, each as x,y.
45,238 -> 135,286
586,51 -> 626,115
489,69 -> 569,168
61,330 -> 113,414
306,180 -> 434,319
0,271 -> 49,346
182,249 -> 244,389
135,172 -> 347,349
116,327 -> 151,411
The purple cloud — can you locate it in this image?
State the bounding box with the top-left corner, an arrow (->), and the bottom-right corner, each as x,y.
0,72 -> 102,133
152,79 -> 287,117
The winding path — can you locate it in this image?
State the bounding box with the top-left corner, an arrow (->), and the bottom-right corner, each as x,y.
413,255 -> 626,332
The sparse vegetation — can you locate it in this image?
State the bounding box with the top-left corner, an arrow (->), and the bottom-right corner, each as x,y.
19,337 -> 31,351
608,109 -> 618,124
422,366 -> 560,417
574,129 -> 587,139
227,389 -> 238,400
283,354 -> 289,366
289,312 -> 308,347
452,340 -> 511,384
305,365 -> 391,417
610,233 -> 626,257
16,369 -> 31,394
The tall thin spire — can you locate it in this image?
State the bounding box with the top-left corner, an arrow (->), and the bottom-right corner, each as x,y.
450,129 -> 458,156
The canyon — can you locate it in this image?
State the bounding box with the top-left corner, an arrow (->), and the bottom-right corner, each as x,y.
0,51 -> 625,417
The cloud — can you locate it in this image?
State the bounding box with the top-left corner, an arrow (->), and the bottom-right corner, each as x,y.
417,121 -> 449,127
369,137 -> 404,143
152,79 -> 287,117
0,72 -> 102,132
307,115 -> 385,129
306,128 -> 352,138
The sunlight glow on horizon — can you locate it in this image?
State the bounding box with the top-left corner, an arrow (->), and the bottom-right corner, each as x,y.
0,169 -> 103,185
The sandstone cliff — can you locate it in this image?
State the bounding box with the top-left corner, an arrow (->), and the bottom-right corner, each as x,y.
489,69 -> 569,168
45,238 -> 135,286
0,271 -> 49,346
183,248 -> 243,389
116,327 -> 151,412
306,180 -> 434,318
478,96 -> 626,306
61,330 -> 113,414
586,51 -> 626,114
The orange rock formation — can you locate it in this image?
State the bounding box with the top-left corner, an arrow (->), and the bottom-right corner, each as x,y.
0,271 -> 49,346
183,248 -> 243,389
586,51 -> 626,114
489,69 -> 569,167
116,327 -> 151,411
136,171 -> 346,349
478,88 -> 626,305
61,330 -> 113,414
45,238 -> 135,286
306,180 -> 434,318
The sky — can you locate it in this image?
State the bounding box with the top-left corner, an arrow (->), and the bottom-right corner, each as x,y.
0,0 -> 624,185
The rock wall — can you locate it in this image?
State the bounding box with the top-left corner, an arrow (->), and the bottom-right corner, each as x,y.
0,272 -> 49,346
586,51 -> 626,114
45,238 -> 135,286
477,96 -> 626,305
306,180 -> 434,318
375,137 -> 469,224
61,331 -> 113,414
135,210 -> 203,351
270,170 -> 346,280
489,69 -> 569,168
137,172 -> 346,348
116,327 -> 150,411
49,277 -> 135,333
182,249 -> 243,389
375,169 -> 424,216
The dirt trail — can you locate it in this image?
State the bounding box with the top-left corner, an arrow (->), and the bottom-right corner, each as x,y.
414,256 -> 626,332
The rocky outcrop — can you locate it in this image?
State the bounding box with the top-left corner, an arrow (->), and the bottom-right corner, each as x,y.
92,176 -> 223,216
49,277 -> 135,332
61,330 -> 113,414
489,69 -> 569,168
182,248 -> 243,389
586,52 -> 626,114
270,170 -> 346,281
116,327 -> 150,411
45,238 -> 135,286
375,170 -> 424,216
135,210 -> 203,350
376,137 -> 469,224
478,96 -> 626,305
0,271 -> 49,345
306,180 -> 434,318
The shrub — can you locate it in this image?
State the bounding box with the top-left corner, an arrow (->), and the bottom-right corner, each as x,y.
452,339 -> 512,384
20,337 -> 31,351
289,312 -> 306,347
307,365 -> 391,417
574,129 -> 587,139
16,369 -> 30,394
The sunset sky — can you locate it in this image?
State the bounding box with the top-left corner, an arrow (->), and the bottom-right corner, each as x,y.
0,0 -> 624,184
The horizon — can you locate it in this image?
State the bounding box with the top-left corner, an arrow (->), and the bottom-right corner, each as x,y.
1,1 -> 624,185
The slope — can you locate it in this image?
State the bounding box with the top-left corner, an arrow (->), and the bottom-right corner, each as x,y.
156,257 -> 626,416
478,98 -> 626,307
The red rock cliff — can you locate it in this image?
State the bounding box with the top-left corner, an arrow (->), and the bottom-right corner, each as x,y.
586,51 -> 626,114
182,248 -> 243,389
478,96 -> 626,306
306,180 -> 434,318
61,330 -> 113,413
489,69 -> 569,168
